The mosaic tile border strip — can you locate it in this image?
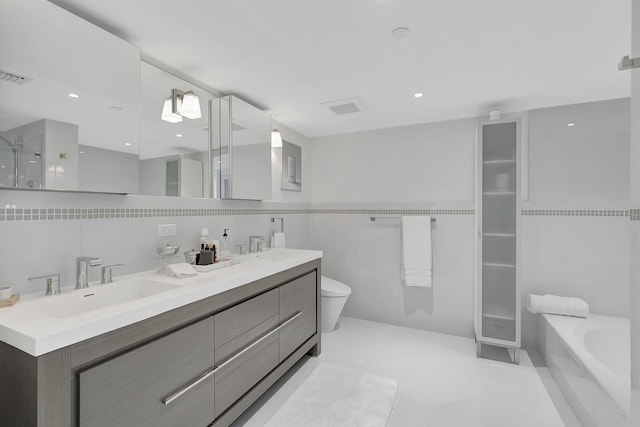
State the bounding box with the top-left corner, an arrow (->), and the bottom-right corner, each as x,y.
0,208 -> 310,221
308,209 -> 475,216
0,208 -> 475,222
0,207 -> 631,222
522,209 -> 629,217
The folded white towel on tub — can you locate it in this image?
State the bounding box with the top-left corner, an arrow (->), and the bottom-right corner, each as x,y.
526,294 -> 589,318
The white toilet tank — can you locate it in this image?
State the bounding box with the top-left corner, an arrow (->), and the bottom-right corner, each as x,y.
321,275 -> 351,333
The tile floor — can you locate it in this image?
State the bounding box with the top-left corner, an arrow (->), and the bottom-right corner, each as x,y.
232,316 -> 580,426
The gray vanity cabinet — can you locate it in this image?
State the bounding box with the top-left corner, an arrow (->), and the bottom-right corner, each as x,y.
78,317 -> 216,427
0,259 -> 321,427
213,289 -> 280,417
279,271 -> 317,361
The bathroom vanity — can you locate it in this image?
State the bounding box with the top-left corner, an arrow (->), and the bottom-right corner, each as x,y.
0,249 -> 321,427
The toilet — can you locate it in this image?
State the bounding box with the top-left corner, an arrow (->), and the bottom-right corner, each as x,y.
321,275 -> 351,333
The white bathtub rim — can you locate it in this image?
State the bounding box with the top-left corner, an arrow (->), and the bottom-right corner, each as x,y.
542,313 -> 630,419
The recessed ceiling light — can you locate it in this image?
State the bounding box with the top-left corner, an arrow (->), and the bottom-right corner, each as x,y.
124,142 -> 131,146
391,27 -> 410,39
29,160 -> 36,164
0,165 -> 4,168
79,151 -> 84,154
414,92 -> 424,98
567,123 -> 575,127
176,134 -> 183,138
67,93 -> 80,98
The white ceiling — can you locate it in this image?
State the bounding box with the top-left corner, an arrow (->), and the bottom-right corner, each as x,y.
51,0 -> 631,138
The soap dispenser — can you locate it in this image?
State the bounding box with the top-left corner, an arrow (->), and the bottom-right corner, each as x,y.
200,228 -> 209,248
221,228 -> 231,257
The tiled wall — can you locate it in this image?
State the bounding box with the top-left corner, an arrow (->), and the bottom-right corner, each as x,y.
310,98 -> 631,344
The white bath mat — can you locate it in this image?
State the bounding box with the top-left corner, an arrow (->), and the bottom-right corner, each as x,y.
265,362 -> 398,427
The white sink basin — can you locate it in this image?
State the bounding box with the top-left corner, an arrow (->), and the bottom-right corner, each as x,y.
24,279 -> 181,319
237,248 -> 292,264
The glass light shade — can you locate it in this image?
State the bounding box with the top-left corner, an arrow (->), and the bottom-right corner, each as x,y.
161,97 -> 182,123
180,92 -> 202,119
271,129 -> 283,147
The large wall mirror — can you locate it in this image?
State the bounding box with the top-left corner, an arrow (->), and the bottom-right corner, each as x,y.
1,1 -> 273,199
138,62 -> 215,198
0,0 -> 140,193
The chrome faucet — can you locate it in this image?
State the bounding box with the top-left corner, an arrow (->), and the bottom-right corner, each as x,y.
28,273 -> 61,295
76,257 -> 102,289
101,264 -> 124,284
249,235 -> 265,253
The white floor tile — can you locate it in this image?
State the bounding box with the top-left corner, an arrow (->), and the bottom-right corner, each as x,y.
232,316 -> 573,426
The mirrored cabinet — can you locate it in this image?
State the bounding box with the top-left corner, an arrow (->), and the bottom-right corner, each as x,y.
138,61 -> 215,198
1,1 -> 275,200
212,95 -> 272,201
474,119 -> 521,364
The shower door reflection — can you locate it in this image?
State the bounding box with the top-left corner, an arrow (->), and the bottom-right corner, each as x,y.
0,131 -> 43,189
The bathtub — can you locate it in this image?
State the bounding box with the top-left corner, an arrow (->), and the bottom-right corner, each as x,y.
538,313 -> 630,427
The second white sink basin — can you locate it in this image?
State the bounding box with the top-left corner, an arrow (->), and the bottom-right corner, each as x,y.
25,279 -> 181,319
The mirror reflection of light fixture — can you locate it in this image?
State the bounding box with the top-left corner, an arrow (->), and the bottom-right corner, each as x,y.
271,129 -> 282,147
180,91 -> 202,119
161,88 -> 201,123
161,97 -> 182,123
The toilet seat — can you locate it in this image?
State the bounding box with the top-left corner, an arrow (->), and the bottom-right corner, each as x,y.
321,275 -> 351,297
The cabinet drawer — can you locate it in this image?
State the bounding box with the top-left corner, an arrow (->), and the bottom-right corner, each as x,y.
214,288 -> 278,359
279,271 -> 317,361
79,317 -> 215,427
214,332 -> 279,418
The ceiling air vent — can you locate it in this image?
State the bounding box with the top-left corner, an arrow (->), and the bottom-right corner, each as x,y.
0,69 -> 31,85
322,97 -> 366,115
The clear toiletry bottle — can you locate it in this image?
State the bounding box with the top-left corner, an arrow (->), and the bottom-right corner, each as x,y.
221,228 -> 231,256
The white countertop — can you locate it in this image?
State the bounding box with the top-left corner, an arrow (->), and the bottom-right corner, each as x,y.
0,248 -> 322,357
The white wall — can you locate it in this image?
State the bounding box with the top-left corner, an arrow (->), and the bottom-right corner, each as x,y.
309,99 -> 630,345
311,119 -> 477,204
521,98 -> 630,346
0,193 -> 312,296
310,119 -> 477,337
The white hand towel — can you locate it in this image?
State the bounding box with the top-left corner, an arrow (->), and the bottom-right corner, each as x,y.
271,232 -> 286,248
526,294 -> 589,318
161,263 -> 198,278
401,216 -> 433,287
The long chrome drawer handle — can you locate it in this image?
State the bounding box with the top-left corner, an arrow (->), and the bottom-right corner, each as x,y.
215,310 -> 303,372
161,311 -> 302,406
162,366 -> 217,405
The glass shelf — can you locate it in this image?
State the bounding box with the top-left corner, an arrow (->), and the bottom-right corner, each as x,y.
483,191 -> 515,196
483,159 -> 515,165
483,262 -> 516,268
